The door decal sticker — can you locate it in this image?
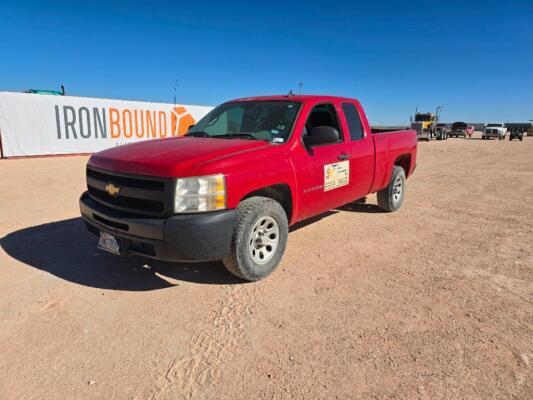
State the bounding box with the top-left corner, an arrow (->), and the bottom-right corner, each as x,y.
324,161 -> 349,191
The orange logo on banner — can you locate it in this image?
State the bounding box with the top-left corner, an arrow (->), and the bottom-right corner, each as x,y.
171,107 -> 196,136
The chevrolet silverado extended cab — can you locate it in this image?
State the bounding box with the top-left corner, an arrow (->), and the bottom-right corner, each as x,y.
80,95 -> 417,281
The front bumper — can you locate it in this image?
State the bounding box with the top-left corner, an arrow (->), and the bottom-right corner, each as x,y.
483,132 -> 503,138
80,191 -> 236,262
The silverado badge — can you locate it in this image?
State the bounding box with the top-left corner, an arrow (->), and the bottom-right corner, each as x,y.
105,183 -> 120,197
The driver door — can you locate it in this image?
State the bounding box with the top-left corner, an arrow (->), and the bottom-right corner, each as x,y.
294,103 -> 353,219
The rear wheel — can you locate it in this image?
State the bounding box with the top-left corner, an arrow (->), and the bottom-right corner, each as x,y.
377,166 -> 406,212
223,196 -> 288,281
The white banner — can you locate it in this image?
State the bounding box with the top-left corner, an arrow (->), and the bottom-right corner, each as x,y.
0,92 -> 213,157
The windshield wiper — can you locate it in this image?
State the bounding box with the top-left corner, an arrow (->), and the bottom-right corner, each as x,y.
185,131 -> 210,138
211,133 -> 257,140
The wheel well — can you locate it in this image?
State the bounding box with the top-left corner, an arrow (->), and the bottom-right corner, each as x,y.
394,154 -> 411,176
242,184 -> 293,221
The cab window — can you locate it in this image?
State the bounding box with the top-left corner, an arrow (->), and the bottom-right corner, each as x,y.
303,103 -> 343,143
342,103 -> 364,140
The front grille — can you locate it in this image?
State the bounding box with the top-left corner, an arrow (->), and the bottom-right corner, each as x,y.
86,166 -> 174,216
88,186 -> 164,213
87,168 -> 165,191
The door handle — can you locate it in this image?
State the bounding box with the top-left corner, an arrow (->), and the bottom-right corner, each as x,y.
337,153 -> 349,161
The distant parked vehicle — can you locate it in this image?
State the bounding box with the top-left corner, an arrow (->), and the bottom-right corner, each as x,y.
411,112 -> 436,141
482,123 -> 507,140
449,122 -> 472,138
506,123 -> 530,141
509,127 -> 524,141
435,123 -> 449,140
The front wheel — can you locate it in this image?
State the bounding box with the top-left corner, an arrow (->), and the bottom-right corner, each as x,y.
377,166 -> 406,212
223,197 -> 288,281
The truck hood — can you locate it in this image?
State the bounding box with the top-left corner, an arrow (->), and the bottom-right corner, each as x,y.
88,136 -> 271,177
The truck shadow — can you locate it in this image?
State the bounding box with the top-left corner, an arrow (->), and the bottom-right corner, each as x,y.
289,211 -> 338,232
289,201 -> 385,233
336,202 -> 386,213
0,218 -> 243,291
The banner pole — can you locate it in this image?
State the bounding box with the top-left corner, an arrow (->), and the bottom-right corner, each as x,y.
0,128 -> 4,159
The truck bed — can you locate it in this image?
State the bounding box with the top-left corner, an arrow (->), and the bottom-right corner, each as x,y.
370,128 -> 417,193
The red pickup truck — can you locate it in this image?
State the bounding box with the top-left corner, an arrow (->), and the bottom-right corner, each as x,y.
80,95 -> 417,281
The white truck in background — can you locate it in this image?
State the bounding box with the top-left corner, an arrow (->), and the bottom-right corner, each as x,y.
482,123 -> 507,140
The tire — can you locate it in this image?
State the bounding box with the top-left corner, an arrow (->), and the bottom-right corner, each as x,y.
377,166 -> 406,212
223,196 -> 288,281
519,137 -> 523,141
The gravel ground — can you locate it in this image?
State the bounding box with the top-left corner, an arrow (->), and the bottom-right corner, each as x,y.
1,134 -> 532,399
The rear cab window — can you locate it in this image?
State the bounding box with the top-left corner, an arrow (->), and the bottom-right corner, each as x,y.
341,102 -> 364,141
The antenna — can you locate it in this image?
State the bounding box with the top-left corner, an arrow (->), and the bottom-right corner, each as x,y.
436,106 -> 443,123
173,78 -> 178,105
298,82 -> 304,95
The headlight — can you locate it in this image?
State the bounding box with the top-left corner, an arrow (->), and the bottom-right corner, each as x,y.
174,174 -> 226,213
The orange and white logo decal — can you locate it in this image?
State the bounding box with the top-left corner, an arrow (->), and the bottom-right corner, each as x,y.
171,106 -> 196,136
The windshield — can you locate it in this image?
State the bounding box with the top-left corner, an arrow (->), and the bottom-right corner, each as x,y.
486,123 -> 503,127
415,114 -> 432,122
188,100 -> 302,142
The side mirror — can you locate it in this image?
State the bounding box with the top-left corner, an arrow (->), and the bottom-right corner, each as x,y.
303,126 -> 340,147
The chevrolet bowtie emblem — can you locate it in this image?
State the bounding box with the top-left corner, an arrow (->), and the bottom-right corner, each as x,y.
105,183 -> 120,197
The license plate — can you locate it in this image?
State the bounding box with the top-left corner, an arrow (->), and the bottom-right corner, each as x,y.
98,232 -> 121,255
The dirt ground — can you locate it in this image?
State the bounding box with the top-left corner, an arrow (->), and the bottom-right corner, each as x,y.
1,134 -> 532,400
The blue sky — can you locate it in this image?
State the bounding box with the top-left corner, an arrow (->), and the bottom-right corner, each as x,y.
1,0 -> 531,124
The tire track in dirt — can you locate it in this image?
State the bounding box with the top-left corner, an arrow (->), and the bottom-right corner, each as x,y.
136,283 -> 261,400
